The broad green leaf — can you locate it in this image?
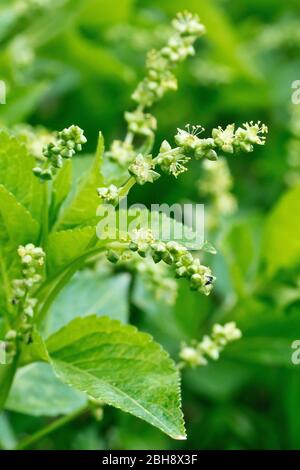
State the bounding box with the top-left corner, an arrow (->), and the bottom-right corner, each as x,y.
45,271 -> 131,336
47,226 -> 96,275
57,132 -> 105,230
6,363 -> 87,417
0,185 -> 39,250
0,130 -> 43,220
263,184 -> 300,276
46,315 -> 186,440
0,185 -> 40,312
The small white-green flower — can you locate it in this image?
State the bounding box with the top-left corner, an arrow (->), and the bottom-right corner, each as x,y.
157,140 -> 190,177
125,110 -> 157,137
212,124 -> 236,153
97,184 -> 120,204
172,11 -> 206,37
179,345 -> 207,367
106,140 -> 136,167
128,154 -> 160,185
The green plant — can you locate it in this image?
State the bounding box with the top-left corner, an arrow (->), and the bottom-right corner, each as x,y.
0,11 -> 268,447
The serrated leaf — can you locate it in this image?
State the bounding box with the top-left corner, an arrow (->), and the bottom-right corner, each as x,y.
6,363 -> 87,417
263,184 -> 300,276
0,130 -> 43,220
57,132 -> 104,230
45,271 -> 131,336
0,185 -> 39,249
46,315 -> 186,440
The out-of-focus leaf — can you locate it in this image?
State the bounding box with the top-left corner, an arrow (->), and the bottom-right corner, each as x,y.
0,130 -> 43,220
47,226 -> 97,275
264,184 -> 300,276
6,363 -> 87,417
46,315 -> 186,440
45,270 -> 131,336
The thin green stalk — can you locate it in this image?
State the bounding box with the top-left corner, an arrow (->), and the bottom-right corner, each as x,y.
39,181 -> 49,250
0,351 -> 20,412
16,406 -> 88,450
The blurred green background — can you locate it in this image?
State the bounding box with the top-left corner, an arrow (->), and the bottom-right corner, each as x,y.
1,0 -> 300,450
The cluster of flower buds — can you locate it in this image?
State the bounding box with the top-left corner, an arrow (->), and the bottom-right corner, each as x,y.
180,322 -> 242,368
127,230 -> 215,295
132,12 -> 205,108
12,244 -> 45,319
156,122 -> 268,179
33,125 -> 87,180
125,110 -> 157,138
128,154 -> 160,185
105,140 -> 136,167
157,140 -> 191,177
212,121 -> 268,154
97,184 -> 120,205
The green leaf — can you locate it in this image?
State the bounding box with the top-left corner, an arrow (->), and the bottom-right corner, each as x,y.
6,363 -> 87,417
0,185 -> 40,312
46,315 -> 186,440
57,132 -> 105,230
0,185 -> 40,250
0,130 -> 43,220
45,271 -> 131,336
47,226 -> 96,275
263,184 -> 300,276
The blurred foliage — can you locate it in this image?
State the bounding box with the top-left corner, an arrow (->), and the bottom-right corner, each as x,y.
1,0 -> 300,451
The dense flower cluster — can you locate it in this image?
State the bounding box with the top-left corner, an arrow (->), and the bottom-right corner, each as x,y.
106,140 -> 136,167
6,244 -> 46,354
156,122 -> 268,178
12,244 -> 45,318
33,125 -> 87,180
129,230 -> 215,295
132,12 -> 205,108
124,110 -> 157,138
97,184 -> 120,205
180,322 -> 242,367
128,154 -> 160,185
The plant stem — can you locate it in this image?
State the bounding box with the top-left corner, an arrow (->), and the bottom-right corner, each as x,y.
0,351 -> 19,412
40,181 -> 49,250
16,406 -> 88,450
